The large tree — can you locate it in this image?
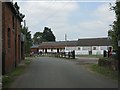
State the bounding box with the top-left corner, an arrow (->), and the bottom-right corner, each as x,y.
42,27 -> 56,42
21,27 -> 33,55
33,32 -> 43,45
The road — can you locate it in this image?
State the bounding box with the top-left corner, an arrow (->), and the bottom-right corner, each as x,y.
10,57 -> 118,88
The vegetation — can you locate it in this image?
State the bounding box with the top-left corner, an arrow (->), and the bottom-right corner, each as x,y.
21,26 -> 33,55
33,32 -> 43,45
89,64 -> 118,80
108,1 -> 120,60
2,59 -> 31,88
98,57 -> 118,71
42,27 -> 56,42
33,27 -> 56,45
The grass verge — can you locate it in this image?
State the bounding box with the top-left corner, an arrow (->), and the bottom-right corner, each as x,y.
77,55 -> 102,58
87,64 -> 119,80
2,58 -> 31,88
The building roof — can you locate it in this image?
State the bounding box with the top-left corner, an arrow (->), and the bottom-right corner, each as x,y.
31,45 -> 39,49
36,37 -> 112,49
77,37 -> 111,46
39,41 -> 77,49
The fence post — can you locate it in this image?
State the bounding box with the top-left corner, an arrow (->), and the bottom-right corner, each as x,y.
103,50 -> 107,57
72,50 -> 75,59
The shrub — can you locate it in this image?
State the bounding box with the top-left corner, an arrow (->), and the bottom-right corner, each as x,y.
98,57 -> 118,71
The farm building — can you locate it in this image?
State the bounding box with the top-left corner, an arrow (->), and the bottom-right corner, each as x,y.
35,37 -> 112,55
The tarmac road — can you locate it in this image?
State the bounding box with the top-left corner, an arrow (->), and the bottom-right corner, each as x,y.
10,57 -> 118,88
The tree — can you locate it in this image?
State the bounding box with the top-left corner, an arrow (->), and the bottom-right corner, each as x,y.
42,27 -> 56,42
109,1 -> 120,61
21,27 -> 32,55
32,27 -> 56,44
33,32 -> 43,45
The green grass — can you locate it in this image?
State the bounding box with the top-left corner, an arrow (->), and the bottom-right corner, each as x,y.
25,59 -> 31,65
2,58 -> 31,88
77,55 -> 103,58
2,66 -> 25,88
89,64 -> 119,80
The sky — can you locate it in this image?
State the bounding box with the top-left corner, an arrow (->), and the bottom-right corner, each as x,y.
14,0 -> 116,41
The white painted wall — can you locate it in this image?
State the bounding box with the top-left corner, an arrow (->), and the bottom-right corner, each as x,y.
39,46 -> 111,55
65,46 -> 110,55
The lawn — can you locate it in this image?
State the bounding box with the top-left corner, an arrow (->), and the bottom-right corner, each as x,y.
77,55 -> 103,58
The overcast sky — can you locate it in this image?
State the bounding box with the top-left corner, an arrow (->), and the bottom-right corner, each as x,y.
14,0 -> 115,41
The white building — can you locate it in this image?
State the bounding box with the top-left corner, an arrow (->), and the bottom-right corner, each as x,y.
65,37 -> 112,55
38,37 -> 112,55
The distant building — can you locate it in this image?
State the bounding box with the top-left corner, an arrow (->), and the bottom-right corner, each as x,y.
35,37 -> 112,55
66,37 -> 112,55
39,41 -> 77,53
30,45 -> 40,54
2,2 -> 25,74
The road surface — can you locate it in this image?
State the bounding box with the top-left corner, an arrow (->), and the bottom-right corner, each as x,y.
10,57 -> 118,88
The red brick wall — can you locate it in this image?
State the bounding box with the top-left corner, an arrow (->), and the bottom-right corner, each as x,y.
0,1 -> 2,75
2,3 -> 22,74
15,18 -> 21,65
3,3 -> 15,73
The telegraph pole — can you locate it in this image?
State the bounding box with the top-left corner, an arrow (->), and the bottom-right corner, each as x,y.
65,34 -> 67,41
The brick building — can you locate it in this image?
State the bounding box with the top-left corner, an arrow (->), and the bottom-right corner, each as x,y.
0,1 -> 2,75
2,2 -> 25,74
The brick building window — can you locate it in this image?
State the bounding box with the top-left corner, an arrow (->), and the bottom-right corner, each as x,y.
8,28 -> 11,48
12,16 -> 14,29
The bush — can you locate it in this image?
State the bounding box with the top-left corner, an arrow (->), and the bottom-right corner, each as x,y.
98,57 -> 118,71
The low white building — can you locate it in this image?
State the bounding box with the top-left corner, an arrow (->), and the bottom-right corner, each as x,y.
65,37 -> 112,55
39,41 -> 77,53
38,37 -> 112,55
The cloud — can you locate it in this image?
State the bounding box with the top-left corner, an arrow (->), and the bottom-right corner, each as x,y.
18,1 -> 115,41
93,3 -> 115,22
74,3 -> 115,39
18,1 -> 79,39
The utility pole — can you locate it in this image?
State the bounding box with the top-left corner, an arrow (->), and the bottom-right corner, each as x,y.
65,34 -> 67,41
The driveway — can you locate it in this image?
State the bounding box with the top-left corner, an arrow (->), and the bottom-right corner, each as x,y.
10,57 -> 118,88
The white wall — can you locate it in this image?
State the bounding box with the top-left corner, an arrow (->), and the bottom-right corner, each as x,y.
65,46 -> 110,55
39,48 -> 64,53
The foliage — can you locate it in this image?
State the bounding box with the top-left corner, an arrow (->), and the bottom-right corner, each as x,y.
98,57 -> 118,71
33,32 -> 43,45
24,59 -> 31,65
21,27 -> 33,55
42,27 -> 56,42
109,1 -> 120,60
2,66 -> 25,88
2,59 -> 31,88
32,27 -> 56,44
